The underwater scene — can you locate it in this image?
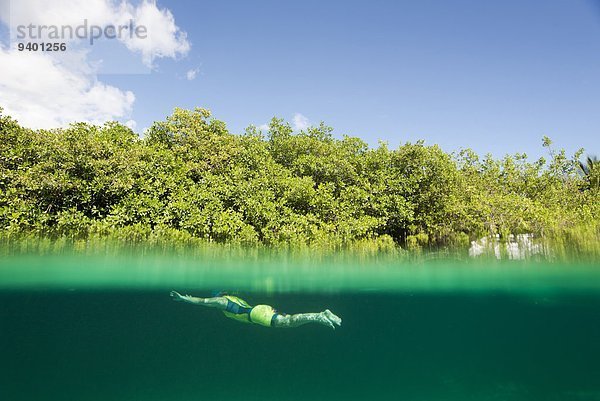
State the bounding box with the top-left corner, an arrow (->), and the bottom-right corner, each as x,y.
2,249 -> 600,401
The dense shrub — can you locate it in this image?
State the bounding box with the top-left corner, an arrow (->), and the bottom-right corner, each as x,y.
1,107 -> 598,251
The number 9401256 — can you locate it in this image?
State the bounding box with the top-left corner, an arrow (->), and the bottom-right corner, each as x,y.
17,42 -> 67,51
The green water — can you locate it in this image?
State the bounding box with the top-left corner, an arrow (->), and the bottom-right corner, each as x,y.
1,251 -> 600,400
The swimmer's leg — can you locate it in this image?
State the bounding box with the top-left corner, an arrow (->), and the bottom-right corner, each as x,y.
273,309 -> 342,330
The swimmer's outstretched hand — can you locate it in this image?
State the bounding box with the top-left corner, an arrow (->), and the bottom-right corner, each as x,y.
170,291 -> 188,302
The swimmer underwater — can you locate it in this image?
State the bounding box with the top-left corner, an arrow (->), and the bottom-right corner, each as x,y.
170,291 -> 342,330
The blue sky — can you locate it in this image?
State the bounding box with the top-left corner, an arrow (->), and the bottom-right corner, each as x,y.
2,0 -> 600,158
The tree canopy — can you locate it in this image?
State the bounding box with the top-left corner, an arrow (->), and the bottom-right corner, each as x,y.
1,107 -> 598,251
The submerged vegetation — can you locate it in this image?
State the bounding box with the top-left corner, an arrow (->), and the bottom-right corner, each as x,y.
0,107 -> 598,258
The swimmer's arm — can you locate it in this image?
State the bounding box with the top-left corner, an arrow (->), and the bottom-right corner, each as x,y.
170,291 -> 227,310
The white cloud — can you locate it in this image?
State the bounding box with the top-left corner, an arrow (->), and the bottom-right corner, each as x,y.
0,0 -> 190,129
125,119 -> 137,130
186,67 -> 200,80
293,113 -> 310,131
1,0 -> 116,31
0,48 -> 134,129
257,123 -> 270,131
117,0 -> 190,67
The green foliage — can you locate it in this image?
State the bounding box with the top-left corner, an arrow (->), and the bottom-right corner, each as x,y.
578,155 -> 600,190
0,108 -> 598,254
